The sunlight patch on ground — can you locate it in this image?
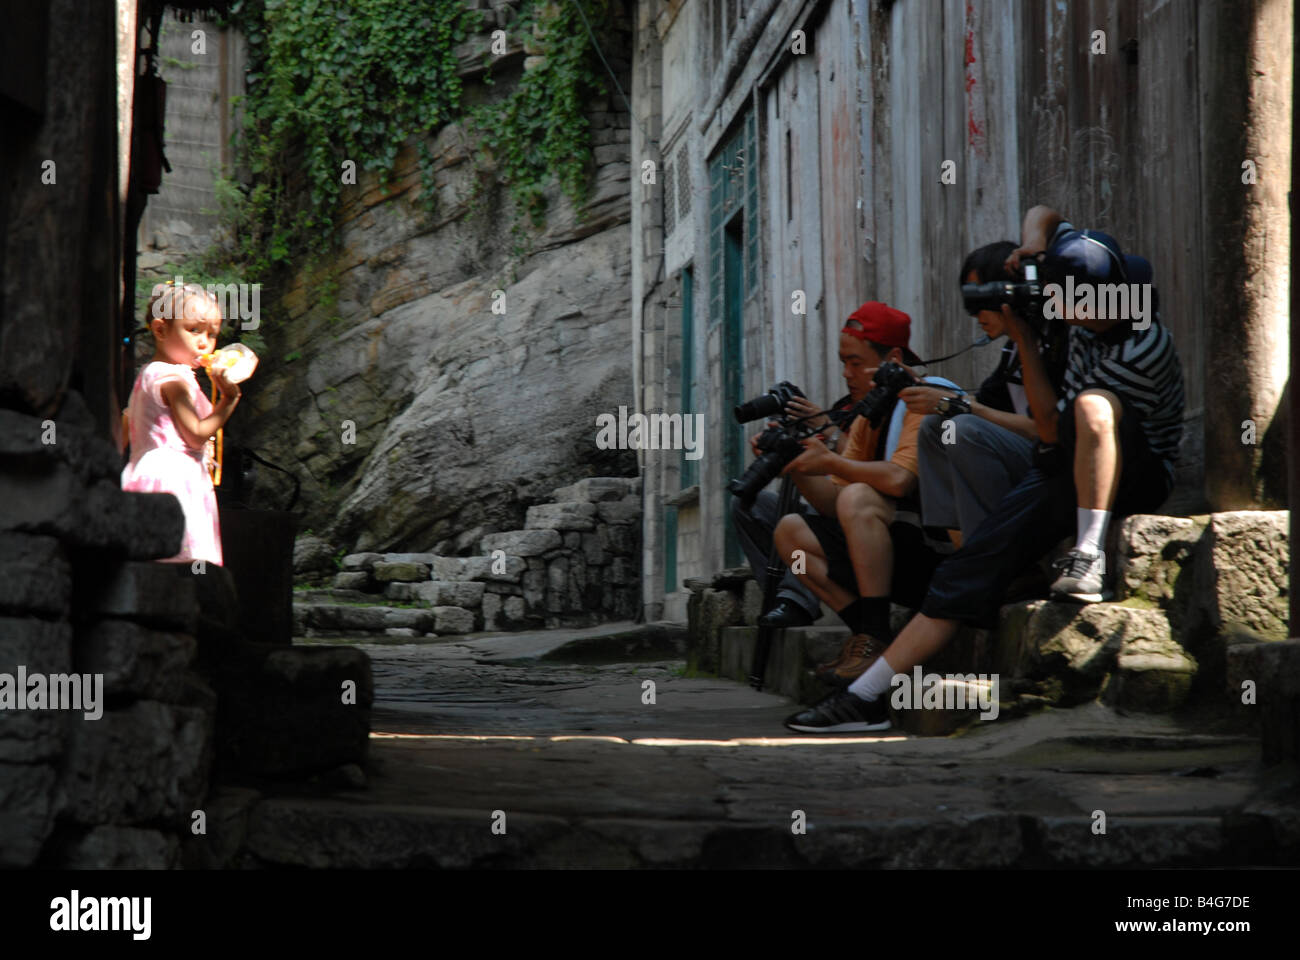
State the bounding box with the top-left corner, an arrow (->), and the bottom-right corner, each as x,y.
370,732 -> 907,747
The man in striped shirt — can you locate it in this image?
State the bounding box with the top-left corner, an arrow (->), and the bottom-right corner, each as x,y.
783,205 -> 1187,734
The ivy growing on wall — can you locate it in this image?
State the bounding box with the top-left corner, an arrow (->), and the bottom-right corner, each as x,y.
222,0 -> 610,271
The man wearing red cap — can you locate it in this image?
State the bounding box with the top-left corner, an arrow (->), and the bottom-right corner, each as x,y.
772,301 -> 959,694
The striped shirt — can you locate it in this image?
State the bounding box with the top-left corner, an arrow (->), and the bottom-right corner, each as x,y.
1056,319 -> 1185,481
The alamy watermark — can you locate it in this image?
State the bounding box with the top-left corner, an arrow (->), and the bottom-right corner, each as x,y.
50,891 -> 150,940
1042,276 -> 1153,331
595,406 -> 705,460
152,275 -> 261,330
890,667 -> 1000,720
0,667 -> 103,720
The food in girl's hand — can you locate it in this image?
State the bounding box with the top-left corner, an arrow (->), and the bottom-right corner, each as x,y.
199,342 -> 259,383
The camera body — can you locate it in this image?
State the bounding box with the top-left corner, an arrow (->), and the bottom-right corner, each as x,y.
727,382 -> 815,505
734,380 -> 805,424
854,361 -> 916,429
960,260 -> 1057,333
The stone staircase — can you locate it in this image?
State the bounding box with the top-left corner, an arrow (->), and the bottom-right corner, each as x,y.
689,511 -> 1289,735
294,477 -> 641,639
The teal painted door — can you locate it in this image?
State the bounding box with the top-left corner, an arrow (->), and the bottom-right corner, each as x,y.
723,218 -> 745,567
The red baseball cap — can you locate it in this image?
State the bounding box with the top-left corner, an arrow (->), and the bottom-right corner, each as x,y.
843,301 -> 922,366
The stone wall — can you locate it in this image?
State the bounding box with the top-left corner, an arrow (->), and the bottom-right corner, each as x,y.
230,1 -> 639,558
0,0 -> 217,868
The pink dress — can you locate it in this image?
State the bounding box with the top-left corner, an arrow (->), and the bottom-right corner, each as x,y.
121,361 -> 223,565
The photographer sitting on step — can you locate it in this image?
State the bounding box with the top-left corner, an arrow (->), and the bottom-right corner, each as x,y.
770,302 -> 958,688
905,240 -> 1067,561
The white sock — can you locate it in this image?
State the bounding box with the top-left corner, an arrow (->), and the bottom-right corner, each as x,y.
848,655 -> 897,702
1076,508 -> 1110,556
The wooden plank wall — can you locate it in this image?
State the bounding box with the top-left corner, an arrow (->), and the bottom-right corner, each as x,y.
1020,0 -> 1205,495
879,0 -> 1022,393
766,48 -> 831,408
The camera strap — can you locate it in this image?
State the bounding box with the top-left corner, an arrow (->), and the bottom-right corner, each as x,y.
914,334 -> 993,368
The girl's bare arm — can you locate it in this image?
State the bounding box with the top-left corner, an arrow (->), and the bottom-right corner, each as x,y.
160,372 -> 241,449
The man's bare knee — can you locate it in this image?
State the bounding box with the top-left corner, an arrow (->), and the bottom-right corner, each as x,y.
837,482 -> 892,525
1074,389 -> 1121,434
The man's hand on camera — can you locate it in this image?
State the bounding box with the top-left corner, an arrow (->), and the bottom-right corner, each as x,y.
783,395 -> 828,431
749,421 -> 778,458
782,435 -> 836,477
899,384 -> 954,416
1003,244 -> 1048,277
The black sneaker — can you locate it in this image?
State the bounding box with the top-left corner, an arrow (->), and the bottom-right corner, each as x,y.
1049,548 -> 1110,603
784,690 -> 891,733
758,600 -> 815,628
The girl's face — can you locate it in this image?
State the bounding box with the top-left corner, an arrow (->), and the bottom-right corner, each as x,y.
154,311 -> 217,366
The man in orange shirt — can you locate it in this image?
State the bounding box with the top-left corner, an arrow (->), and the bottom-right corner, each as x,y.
773,302 -> 959,692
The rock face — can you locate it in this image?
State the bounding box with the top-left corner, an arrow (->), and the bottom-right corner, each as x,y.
235,8 -> 638,556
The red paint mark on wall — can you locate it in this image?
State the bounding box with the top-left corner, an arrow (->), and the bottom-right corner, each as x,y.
964,1 -> 986,152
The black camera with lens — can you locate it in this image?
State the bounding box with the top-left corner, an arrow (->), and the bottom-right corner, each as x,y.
727,382 -> 820,506
733,381 -> 805,424
960,260 -> 1059,332
852,360 -> 917,429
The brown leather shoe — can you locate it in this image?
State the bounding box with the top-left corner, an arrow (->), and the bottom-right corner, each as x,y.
815,633 -> 890,687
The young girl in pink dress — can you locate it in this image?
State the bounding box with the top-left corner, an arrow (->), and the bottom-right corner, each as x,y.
122,282 -> 242,565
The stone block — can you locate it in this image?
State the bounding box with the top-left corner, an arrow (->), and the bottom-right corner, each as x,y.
213,645 -> 371,778
688,588 -> 743,674
434,555 -> 526,583
55,826 -> 180,869
741,579 -> 763,625
1225,638 -> 1300,765
182,787 -> 262,870
85,562 -> 198,632
341,552 -> 383,572
63,700 -> 213,823
1114,514 -> 1204,610
479,529 -> 562,557
433,606 -> 475,634
454,526 -> 486,555
383,552 -> 441,565
371,561 -> 431,582
550,477 -> 631,502
335,571 -> 371,591
302,604 -> 387,633
412,581 -> 485,608
77,620 -> 196,703
580,532 -> 605,565
996,601 -> 1177,705
564,531 -> 582,548
1195,511 -> 1289,640
503,596 -> 526,623
0,617 -> 73,763
481,592 -> 502,631
596,500 -> 640,525
384,582 -> 414,601
0,532 -> 70,617
0,762 -> 59,868
382,608 -> 436,632
598,523 -> 636,555
525,502 -> 598,531
608,557 -> 630,585
1101,650 -> 1197,713
293,535 -> 337,574
545,557 -> 568,614
385,627 -> 420,638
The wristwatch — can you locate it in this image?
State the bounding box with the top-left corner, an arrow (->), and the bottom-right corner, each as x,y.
936,395 -> 971,416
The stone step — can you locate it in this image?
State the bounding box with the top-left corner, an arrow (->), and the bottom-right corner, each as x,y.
293,602 -> 476,638
718,625 -> 1001,736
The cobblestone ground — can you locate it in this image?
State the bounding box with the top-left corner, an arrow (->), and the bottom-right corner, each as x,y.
240,625 -> 1299,868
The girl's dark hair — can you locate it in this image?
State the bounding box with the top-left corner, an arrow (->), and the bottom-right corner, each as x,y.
959,240 -> 1018,285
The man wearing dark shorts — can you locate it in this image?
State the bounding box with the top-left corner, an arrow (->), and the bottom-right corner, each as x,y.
773,302 -> 957,688
786,206 -> 1185,733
